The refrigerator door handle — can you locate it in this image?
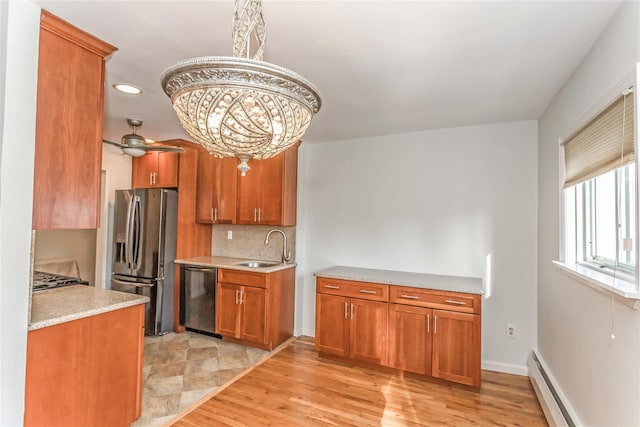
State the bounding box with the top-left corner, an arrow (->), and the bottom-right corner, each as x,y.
111,278 -> 155,288
124,194 -> 134,269
132,195 -> 142,270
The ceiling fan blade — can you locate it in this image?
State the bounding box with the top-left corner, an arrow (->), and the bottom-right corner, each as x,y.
145,145 -> 185,153
102,139 -> 124,148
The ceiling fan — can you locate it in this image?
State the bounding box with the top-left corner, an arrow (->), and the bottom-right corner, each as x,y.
103,118 -> 184,157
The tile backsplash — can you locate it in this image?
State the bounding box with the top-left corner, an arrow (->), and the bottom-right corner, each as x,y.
212,225 -> 296,263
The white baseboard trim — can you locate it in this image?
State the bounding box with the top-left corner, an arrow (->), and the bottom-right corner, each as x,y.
481,360 -> 528,376
528,351 -> 580,427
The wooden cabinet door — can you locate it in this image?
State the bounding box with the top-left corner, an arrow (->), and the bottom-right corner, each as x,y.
216,282 -> 241,338
32,13 -> 115,229
197,154 -> 237,224
236,159 -> 263,224
349,299 -> 388,365
388,304 -> 431,375
132,152 -> 157,188
155,152 -> 179,187
432,310 -> 481,387
258,155 -> 284,225
315,293 -> 350,357
239,285 -> 266,344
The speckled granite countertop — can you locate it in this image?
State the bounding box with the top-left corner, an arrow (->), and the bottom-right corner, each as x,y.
29,285 -> 149,331
315,266 -> 484,295
175,256 -> 296,273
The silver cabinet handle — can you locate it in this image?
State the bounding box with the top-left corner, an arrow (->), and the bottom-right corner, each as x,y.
400,294 -> 419,300
445,299 -> 466,305
344,302 -> 348,319
434,315 -> 437,334
149,173 -> 153,186
239,290 -> 244,305
350,303 -> 354,319
427,314 -> 430,333
235,289 -> 239,304
324,285 -> 340,289
211,208 -> 214,221
258,208 -> 262,223
359,289 -> 376,294
214,208 -> 218,222
254,208 -> 257,222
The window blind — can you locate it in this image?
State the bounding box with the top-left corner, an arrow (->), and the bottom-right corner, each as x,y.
563,92 -> 635,188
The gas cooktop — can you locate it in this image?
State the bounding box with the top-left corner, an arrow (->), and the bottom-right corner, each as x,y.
32,271 -> 89,292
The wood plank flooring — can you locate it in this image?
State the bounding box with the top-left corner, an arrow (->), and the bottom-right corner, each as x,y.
171,338 -> 547,426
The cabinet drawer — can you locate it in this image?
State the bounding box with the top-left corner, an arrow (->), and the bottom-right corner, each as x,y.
218,269 -> 266,288
390,286 -> 480,314
316,278 -> 388,302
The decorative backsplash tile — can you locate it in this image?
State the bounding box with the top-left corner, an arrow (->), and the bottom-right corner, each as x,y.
212,225 -> 296,263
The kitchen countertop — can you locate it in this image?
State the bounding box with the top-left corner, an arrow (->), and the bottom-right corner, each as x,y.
315,266 -> 484,295
29,285 -> 149,331
175,255 -> 296,273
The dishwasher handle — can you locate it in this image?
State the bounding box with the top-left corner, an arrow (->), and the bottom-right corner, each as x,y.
184,266 -> 217,273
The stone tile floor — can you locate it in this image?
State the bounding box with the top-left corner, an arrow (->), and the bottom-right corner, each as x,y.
131,331 -> 268,427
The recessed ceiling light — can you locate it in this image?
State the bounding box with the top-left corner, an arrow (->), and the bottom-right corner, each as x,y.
113,83 -> 142,95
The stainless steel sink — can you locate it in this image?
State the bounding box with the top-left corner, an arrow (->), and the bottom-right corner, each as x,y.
235,260 -> 280,268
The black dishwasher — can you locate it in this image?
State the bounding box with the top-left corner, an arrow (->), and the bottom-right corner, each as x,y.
180,265 -> 220,337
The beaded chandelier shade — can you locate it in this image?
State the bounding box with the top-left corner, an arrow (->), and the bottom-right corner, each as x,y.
161,0 -> 321,175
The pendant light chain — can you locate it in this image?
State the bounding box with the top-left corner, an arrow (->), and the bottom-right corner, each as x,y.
233,0 -> 266,61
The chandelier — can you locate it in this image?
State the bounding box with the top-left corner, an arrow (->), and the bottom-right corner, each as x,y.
160,0 -> 322,175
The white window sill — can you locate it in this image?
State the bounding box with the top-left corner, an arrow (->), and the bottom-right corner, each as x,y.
552,261 -> 640,309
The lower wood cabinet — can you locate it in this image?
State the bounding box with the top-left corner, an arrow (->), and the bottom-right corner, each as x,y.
316,277 -> 482,387
24,305 -> 145,427
216,267 -> 295,350
315,293 -> 387,365
217,281 -> 266,345
388,304 -> 481,387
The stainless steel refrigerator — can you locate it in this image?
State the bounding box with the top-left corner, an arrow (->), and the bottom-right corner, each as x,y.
111,188 -> 178,336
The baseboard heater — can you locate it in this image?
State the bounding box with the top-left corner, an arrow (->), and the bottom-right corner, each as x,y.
527,352 -> 575,427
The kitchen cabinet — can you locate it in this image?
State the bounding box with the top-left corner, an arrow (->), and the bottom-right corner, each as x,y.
388,304 -> 432,375
132,151 -> 179,188
315,278 -> 388,365
388,286 -> 481,387
315,277 -> 482,387
236,144 -> 298,226
216,267 -> 295,350
24,304 -> 144,427
196,152 -> 237,224
32,11 -> 116,229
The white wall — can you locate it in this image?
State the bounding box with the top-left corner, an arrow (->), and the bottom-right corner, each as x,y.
34,229 -> 97,284
96,145 -> 132,289
297,121 -> 538,372
538,2 -> 640,426
0,0 -> 40,424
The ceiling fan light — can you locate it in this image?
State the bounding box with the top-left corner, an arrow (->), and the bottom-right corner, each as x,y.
122,147 -> 146,157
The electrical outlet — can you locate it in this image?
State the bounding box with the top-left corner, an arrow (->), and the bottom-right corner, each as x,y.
227,230 -> 233,240
506,323 -> 517,338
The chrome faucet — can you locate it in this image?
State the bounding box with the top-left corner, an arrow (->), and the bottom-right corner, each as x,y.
264,229 -> 291,264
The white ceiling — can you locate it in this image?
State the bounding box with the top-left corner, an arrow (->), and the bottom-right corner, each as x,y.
32,0 -> 620,145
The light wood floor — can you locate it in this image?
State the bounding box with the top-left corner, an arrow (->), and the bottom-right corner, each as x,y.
172,338 -> 547,426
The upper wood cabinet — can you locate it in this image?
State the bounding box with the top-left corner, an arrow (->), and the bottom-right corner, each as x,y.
236,144 -> 298,226
196,151 -> 237,224
131,151 -> 179,188
32,11 -> 116,229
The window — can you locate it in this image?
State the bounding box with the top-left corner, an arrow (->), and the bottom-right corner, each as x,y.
559,89 -> 638,296
574,163 -> 636,279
